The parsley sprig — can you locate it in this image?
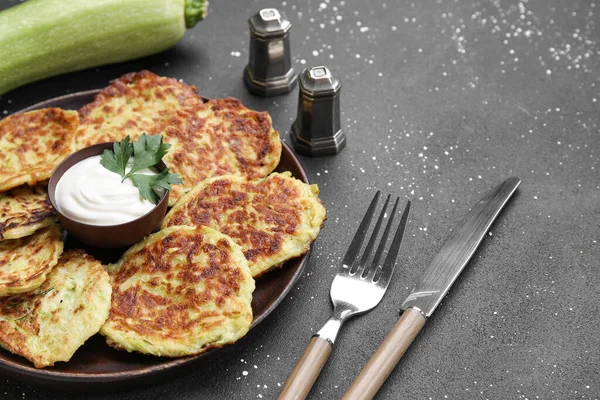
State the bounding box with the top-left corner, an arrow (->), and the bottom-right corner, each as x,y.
100,134 -> 182,204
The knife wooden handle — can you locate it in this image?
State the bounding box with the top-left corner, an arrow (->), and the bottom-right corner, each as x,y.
342,308 -> 426,400
278,336 -> 333,400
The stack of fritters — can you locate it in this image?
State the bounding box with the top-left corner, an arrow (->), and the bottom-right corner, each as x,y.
0,108 -> 112,368
75,71 -> 281,204
0,70 -> 327,366
0,109 -> 73,300
0,108 -> 74,297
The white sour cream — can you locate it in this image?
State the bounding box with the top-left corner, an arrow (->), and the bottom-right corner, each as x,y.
55,155 -> 158,226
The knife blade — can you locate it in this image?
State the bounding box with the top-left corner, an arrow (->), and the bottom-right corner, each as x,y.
342,176 -> 521,400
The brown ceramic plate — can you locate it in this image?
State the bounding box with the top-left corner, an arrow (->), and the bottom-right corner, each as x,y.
0,90 -> 311,391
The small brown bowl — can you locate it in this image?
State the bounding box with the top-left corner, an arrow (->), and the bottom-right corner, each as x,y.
48,143 -> 169,249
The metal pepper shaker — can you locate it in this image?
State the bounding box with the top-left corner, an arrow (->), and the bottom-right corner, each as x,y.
244,8 -> 297,96
290,66 -> 346,156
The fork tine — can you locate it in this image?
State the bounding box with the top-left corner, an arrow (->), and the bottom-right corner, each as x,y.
352,194 -> 391,275
375,200 -> 411,284
364,196 -> 400,279
341,191 -> 381,270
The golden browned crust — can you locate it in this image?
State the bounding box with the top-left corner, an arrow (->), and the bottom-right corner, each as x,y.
101,226 -> 254,357
0,185 -> 56,240
0,224 -> 64,297
0,108 -> 78,191
75,70 -> 203,149
152,97 -> 282,204
162,173 -> 326,277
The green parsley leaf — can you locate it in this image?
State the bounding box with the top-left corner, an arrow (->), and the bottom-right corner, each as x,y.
130,169 -> 183,204
100,133 -> 182,204
127,133 -> 171,179
100,135 -> 133,179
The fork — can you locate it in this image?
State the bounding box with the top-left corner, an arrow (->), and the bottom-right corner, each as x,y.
278,192 -> 411,400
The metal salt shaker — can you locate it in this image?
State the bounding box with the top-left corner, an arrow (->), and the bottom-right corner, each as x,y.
244,8 -> 297,96
290,66 -> 346,156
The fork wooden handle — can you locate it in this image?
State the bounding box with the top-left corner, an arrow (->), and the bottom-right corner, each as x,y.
342,308 -> 426,400
278,336 -> 333,400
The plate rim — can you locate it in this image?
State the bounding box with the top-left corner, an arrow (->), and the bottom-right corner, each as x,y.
0,90 -> 311,390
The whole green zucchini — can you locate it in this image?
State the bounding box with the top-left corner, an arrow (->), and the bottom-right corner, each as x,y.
0,0 -> 208,95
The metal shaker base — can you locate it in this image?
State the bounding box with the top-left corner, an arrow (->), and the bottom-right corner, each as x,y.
290,122 -> 346,156
244,66 -> 298,96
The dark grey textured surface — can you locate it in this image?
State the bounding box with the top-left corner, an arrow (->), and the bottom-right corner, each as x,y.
0,0 -> 598,398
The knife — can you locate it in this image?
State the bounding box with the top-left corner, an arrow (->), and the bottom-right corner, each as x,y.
342,176 -> 521,400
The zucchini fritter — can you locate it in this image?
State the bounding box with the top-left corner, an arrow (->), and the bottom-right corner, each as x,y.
152,97 -> 282,204
162,172 -> 327,277
0,108 -> 78,191
101,226 -> 255,357
0,224 -> 63,297
0,185 -> 55,240
0,250 -> 111,368
75,70 -> 202,149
